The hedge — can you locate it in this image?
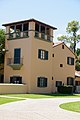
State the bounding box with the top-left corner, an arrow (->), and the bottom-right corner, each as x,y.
57,86 -> 73,94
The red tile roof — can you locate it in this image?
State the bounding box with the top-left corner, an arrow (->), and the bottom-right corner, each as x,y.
75,71 -> 80,77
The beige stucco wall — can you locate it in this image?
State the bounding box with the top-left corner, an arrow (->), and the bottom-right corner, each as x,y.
4,21 -> 75,94
0,84 -> 27,94
52,43 -> 75,92
29,37 -> 53,93
4,21 -> 54,93
4,37 -> 32,92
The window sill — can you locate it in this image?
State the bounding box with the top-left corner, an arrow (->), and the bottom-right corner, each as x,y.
37,86 -> 47,88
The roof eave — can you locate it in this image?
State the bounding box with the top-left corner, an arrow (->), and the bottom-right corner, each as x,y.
2,18 -> 57,30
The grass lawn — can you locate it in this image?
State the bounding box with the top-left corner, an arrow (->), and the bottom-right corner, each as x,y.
59,101 -> 80,113
0,93 -> 80,99
0,97 -> 24,105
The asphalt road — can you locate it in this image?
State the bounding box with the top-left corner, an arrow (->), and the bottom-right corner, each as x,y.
0,98 -> 80,120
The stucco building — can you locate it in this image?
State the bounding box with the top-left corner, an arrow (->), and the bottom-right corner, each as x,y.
1,19 -> 75,93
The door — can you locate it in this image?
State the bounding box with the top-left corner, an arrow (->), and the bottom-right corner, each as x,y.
14,48 -> 21,64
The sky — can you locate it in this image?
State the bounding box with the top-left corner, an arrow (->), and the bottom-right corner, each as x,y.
0,0 -> 80,47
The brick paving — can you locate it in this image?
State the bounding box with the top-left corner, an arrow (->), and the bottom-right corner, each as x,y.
0,98 -> 80,120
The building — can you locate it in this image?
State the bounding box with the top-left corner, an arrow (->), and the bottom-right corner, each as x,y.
75,71 -> 80,93
1,19 -> 75,94
52,42 -> 75,92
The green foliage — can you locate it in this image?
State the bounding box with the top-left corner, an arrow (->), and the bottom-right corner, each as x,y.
66,20 -> 80,34
57,86 -> 73,94
0,29 -> 5,49
57,20 -> 80,53
76,48 -> 80,56
75,48 -> 80,71
75,62 -> 80,71
0,29 -> 5,64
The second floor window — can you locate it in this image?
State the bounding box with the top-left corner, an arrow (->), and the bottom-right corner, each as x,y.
14,48 -> 21,64
67,57 -> 74,65
38,49 -> 48,60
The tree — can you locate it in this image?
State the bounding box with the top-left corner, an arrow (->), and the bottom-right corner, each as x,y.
57,20 -> 80,53
76,48 -> 80,56
75,48 -> 80,71
0,29 -> 5,64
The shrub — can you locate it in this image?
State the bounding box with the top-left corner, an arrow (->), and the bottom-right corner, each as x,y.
57,86 -> 73,94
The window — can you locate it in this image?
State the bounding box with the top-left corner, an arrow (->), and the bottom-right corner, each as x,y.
67,57 -> 74,65
37,77 -> 47,87
16,24 -> 22,38
16,24 -> 22,32
14,48 -> 21,64
67,77 -> 74,85
52,54 -> 54,57
35,23 -> 39,32
23,23 -> 28,31
9,26 -> 15,39
75,81 -> 80,86
41,25 -> 45,33
46,27 -> 50,35
38,49 -> 48,60
52,76 -> 53,80
60,64 -> 63,67
10,76 -> 22,84
62,45 -> 64,49
41,33 -> 45,39
10,26 -> 15,33
56,81 -> 62,87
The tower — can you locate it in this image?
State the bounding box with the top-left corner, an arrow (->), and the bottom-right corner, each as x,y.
3,19 -> 57,93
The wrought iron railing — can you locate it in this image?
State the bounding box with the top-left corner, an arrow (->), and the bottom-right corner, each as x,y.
7,58 -> 23,65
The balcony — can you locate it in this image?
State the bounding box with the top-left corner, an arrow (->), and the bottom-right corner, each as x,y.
9,31 -> 29,40
35,31 -> 53,42
7,58 -> 23,70
35,31 -> 39,38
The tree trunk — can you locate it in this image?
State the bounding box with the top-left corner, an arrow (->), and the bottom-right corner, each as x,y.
73,32 -> 76,53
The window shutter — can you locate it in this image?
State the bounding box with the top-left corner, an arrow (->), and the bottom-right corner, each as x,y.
38,49 -> 41,59
67,57 -> 69,64
45,51 -> 48,60
44,78 -> 47,87
37,77 -> 40,87
71,58 -> 74,65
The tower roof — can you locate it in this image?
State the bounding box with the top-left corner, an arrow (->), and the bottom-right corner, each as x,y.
2,18 -> 57,30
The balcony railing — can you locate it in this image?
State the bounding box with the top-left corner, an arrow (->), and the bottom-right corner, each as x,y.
8,30 -> 53,42
16,32 -> 21,38
35,31 -> 53,42
23,31 -> 28,37
35,31 -> 39,38
41,33 -> 45,39
7,58 -> 23,70
9,31 -> 29,39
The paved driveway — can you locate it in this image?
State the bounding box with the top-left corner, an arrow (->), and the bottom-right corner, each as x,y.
0,98 -> 80,120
